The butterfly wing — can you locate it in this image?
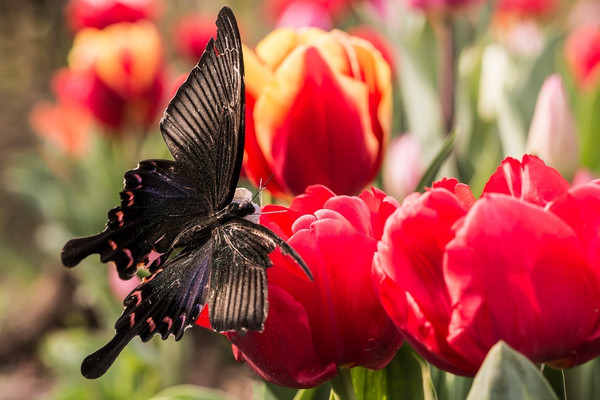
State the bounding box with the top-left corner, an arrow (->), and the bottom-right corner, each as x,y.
160,6 -> 244,210
61,7 -> 244,278
61,160 -> 206,279
209,218 -> 312,332
81,241 -> 213,379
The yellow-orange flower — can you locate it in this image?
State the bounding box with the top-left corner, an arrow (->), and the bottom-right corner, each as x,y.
243,28 -> 391,196
68,20 -> 166,131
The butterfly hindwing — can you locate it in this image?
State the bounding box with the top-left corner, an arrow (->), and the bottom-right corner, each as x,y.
160,6 -> 244,210
61,160 -> 206,279
208,219 -> 312,332
80,241 -> 213,379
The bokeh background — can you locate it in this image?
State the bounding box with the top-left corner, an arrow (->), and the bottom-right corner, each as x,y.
1,0 -> 599,398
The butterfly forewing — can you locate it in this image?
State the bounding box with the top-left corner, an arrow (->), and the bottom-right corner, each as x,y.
160,7 -> 244,210
61,7 -> 312,380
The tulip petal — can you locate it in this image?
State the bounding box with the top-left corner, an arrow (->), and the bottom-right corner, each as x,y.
445,194 -> 600,367
549,180 -> 600,266
482,155 -> 569,206
289,184 -> 337,214
254,44 -> 377,195
228,285 -> 338,388
373,188 -> 471,372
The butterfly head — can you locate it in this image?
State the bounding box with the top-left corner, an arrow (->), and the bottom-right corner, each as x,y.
220,187 -> 260,224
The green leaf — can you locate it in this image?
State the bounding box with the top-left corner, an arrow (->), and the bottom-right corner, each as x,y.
149,384 -> 233,400
351,344 -> 437,400
542,366 -> 566,400
254,381 -> 299,400
466,342 -> 559,400
293,386 -> 332,400
415,130 -> 456,192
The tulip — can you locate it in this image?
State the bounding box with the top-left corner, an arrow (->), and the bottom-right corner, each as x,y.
274,2 -> 333,30
243,28 -> 392,197
65,0 -> 162,32
382,134 -> 424,201
373,155 -> 600,376
526,75 -> 579,179
199,185 -> 403,388
565,24 -> 600,90
265,0 -> 353,24
348,25 -> 398,78
402,0 -> 483,14
495,0 -> 557,18
67,20 -> 166,132
171,13 -> 218,62
29,101 -> 92,156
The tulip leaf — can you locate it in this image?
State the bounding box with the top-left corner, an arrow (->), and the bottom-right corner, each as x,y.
148,384 -> 233,400
465,342 -> 559,400
256,382 -> 300,400
294,386 -> 331,400
351,344 -> 437,400
415,130 -> 456,192
541,366 -> 566,400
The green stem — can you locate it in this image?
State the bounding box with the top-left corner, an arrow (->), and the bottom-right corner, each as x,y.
330,368 -> 357,400
434,15 -> 456,136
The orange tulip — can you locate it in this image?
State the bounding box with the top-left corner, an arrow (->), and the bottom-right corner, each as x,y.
68,20 -> 166,131
243,28 -> 392,196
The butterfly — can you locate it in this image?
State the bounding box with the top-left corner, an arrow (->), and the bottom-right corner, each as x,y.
61,6 -> 312,379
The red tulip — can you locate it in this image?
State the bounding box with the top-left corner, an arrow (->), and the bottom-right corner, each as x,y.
373,155 -> 600,375
171,13 -> 218,62
265,0 -> 353,24
65,0 -> 162,32
243,28 -> 392,197
565,24 -> 600,90
496,0 -> 558,18
198,185 -> 403,388
67,21 -> 166,132
402,0 -> 483,14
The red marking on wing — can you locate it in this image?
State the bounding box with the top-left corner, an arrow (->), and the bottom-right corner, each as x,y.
146,317 -> 156,332
124,191 -> 134,207
131,290 -> 142,306
122,248 -> 134,268
115,211 -> 125,227
142,268 -> 163,283
108,239 -> 117,250
163,316 -> 173,331
132,173 -> 142,189
129,313 -> 136,328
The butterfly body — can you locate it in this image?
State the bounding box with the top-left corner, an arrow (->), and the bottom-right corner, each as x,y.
61,7 -> 311,379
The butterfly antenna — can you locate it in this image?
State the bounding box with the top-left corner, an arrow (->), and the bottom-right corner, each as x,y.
252,175 -> 275,205
260,209 -> 289,215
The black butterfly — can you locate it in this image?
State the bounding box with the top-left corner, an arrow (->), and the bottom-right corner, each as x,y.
61,6 -> 312,379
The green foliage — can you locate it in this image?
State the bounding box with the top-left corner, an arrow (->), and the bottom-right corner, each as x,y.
465,342 -> 559,400
351,345 -> 437,400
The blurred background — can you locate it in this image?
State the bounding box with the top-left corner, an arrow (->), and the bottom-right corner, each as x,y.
1,0 -> 599,398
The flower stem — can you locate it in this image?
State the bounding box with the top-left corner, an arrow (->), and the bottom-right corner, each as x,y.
330,368 -> 357,400
435,15 -> 456,136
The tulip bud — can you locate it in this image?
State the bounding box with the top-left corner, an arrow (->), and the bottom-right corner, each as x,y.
382,134 -> 424,201
67,21 -> 166,132
243,28 -> 392,197
526,75 -> 579,179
